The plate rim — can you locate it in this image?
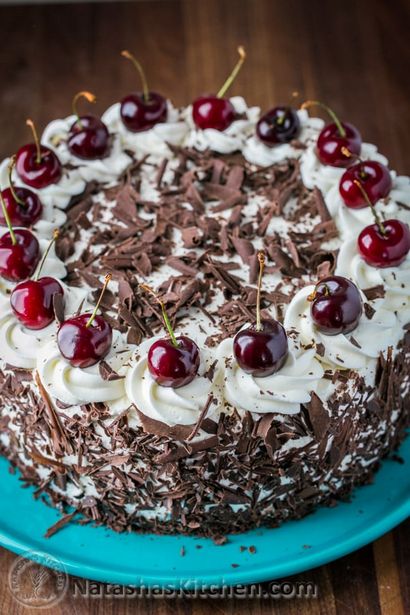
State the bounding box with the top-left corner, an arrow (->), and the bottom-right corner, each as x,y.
0,438 -> 409,588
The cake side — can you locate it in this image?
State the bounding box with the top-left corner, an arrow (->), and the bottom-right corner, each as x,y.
0,329 -> 409,537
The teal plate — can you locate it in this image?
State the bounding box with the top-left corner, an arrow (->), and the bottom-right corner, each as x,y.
0,435 -> 409,588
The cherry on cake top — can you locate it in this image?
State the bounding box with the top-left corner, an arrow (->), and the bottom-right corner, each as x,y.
10,231 -> 64,330
353,180 -> 410,268
233,252 -> 289,376
68,91 -> 110,160
192,46 -> 246,132
16,119 -> 62,189
301,101 -> 361,167
57,274 -> 113,369
256,106 -> 300,146
120,50 -> 167,133
308,275 -> 363,336
0,156 -> 43,227
140,284 -> 200,388
339,156 -> 392,208
0,190 -> 40,282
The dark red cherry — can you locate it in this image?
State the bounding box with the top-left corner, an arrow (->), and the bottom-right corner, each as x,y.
15,119 -> 62,189
302,101 -> 362,167
256,106 -> 300,146
68,115 -> 110,159
120,92 -> 167,132
340,161 -> 392,208
233,319 -> 288,377
0,187 -> 42,227
10,277 -> 64,330
120,50 -> 167,132
16,143 -> 62,190
192,46 -> 246,132
0,229 -> 40,282
358,219 -> 410,268
317,122 -> 361,167
57,313 -> 112,369
147,336 -> 200,388
15,144 -> 62,189
192,96 -> 236,131
309,276 -> 363,336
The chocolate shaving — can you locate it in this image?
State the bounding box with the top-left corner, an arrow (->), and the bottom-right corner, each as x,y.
53,293 -> 65,324
99,361 -> 124,382
363,285 -> 386,300
34,371 -> 71,457
306,392 -> 330,440
45,511 -> 77,538
364,303 -> 376,320
313,186 -> 331,221
187,394 -> 214,441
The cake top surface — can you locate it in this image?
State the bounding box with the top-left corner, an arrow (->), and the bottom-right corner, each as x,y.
0,90 -> 409,438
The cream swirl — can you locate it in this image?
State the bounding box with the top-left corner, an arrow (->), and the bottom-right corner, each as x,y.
183,96 -> 259,154
0,156 -> 86,212
300,142 -> 389,196
326,174 -> 410,241
284,285 -> 403,369
0,297 -> 53,370
0,158 -> 68,239
0,284 -> 88,369
36,330 -> 131,410
335,238 -> 410,325
218,336 -> 327,415
41,115 -> 132,186
102,101 -> 189,159
242,110 -> 324,167
125,339 -> 221,426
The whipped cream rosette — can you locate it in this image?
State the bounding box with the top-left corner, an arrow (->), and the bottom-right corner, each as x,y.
326,173 -> 410,241
242,109 -> 324,167
218,334 -> 331,416
300,142 -> 389,197
41,115 -> 132,187
36,329 -> 131,411
0,158 -> 68,240
0,284 -> 89,370
336,237 -> 410,325
102,100 -> 189,160
125,338 -> 223,428
284,284 -> 403,370
183,96 -> 259,154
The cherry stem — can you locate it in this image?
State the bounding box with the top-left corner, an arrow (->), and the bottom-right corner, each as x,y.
26,119 -> 42,164
140,283 -> 178,347
0,190 -> 17,245
301,100 -> 346,138
121,50 -> 150,103
307,284 -> 329,302
340,146 -> 359,162
86,274 -> 112,328
34,229 -> 59,281
256,251 -> 265,332
7,156 -> 25,207
217,46 -> 246,99
353,179 -> 387,236
72,91 -> 96,128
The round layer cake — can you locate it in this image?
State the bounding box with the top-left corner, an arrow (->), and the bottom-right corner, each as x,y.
0,90 -> 409,538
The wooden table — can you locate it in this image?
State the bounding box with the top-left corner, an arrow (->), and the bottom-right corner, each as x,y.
0,0 -> 408,613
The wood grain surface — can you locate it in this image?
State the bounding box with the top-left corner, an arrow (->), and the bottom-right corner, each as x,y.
0,0 -> 408,613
